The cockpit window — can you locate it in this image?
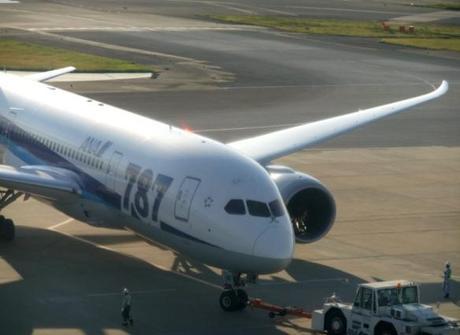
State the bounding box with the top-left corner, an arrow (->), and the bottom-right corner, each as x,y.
246,200 -> 271,218
269,200 -> 285,217
225,199 -> 246,215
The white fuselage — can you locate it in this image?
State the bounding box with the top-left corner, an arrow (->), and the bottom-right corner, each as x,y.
0,73 -> 294,274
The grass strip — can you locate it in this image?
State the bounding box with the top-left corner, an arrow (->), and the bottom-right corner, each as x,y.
0,39 -> 153,73
211,15 -> 460,52
413,3 -> 460,11
382,38 -> 460,52
212,16 -> 460,38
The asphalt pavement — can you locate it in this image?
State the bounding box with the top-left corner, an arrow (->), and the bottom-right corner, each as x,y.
0,1 -> 459,334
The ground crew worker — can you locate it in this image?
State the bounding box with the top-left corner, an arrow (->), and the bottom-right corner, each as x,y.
121,288 -> 134,326
443,262 -> 452,299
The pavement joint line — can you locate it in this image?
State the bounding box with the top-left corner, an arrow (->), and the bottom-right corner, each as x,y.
47,218 -> 74,230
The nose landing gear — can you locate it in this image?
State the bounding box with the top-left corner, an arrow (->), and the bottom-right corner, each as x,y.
219,271 -> 257,312
219,288 -> 248,312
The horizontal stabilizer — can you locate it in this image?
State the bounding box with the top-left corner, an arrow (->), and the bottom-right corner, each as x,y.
27,66 -> 76,82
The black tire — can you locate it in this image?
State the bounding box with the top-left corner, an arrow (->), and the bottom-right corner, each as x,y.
235,289 -> 248,311
376,324 -> 397,335
0,216 -> 14,241
220,290 -> 237,312
3,219 -> 15,241
325,310 -> 347,335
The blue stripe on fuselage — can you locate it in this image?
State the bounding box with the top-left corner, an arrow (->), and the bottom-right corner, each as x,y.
0,115 -> 121,209
0,115 -> 221,249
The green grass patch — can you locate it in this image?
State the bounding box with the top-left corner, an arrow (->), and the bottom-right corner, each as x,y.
382,38 -> 460,52
414,3 -> 460,11
211,15 -> 460,52
212,15 -> 460,38
0,39 -> 153,72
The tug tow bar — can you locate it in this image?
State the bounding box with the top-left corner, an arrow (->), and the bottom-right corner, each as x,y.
248,298 -> 312,319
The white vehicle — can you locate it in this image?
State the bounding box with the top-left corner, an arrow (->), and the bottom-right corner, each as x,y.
312,280 -> 460,335
0,67 -> 448,311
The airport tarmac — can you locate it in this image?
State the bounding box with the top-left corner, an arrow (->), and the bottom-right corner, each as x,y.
0,0 -> 459,334
0,147 -> 459,335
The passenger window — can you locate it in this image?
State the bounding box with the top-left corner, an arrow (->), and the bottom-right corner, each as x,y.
269,199 -> 285,217
225,199 -> 246,215
246,200 -> 270,218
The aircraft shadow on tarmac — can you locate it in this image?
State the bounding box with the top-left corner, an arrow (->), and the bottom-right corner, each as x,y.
0,226 -> 457,335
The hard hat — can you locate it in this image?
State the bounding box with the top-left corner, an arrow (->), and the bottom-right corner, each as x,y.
123,288 -> 129,294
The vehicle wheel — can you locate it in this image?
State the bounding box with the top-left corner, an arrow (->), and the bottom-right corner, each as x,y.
219,290 -> 237,312
376,324 -> 397,335
3,219 -> 15,241
235,288 -> 248,310
325,310 -> 346,335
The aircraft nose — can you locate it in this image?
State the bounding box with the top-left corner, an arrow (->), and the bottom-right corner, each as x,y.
252,222 -> 294,272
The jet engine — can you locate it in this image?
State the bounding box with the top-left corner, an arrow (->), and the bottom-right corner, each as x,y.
267,166 -> 336,243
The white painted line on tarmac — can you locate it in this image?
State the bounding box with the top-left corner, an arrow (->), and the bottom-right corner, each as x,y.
49,228 -> 116,252
48,222 -> 221,290
196,122 -> 301,133
87,288 -> 176,297
26,26 -> 256,32
48,218 -> 74,230
258,277 -> 351,286
0,0 -> 19,3
125,227 -> 221,290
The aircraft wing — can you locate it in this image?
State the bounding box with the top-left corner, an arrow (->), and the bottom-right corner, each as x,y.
0,165 -> 82,200
228,81 -> 448,164
26,66 -> 76,82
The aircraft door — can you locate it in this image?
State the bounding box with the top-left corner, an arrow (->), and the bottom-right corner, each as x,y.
5,108 -> 20,143
174,177 -> 200,222
105,151 -> 123,191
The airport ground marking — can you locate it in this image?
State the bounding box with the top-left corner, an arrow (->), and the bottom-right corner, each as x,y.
258,277 -> 351,287
47,218 -> 74,230
196,122 -> 302,133
87,288 -> 176,297
125,227 -> 222,290
48,223 -> 221,290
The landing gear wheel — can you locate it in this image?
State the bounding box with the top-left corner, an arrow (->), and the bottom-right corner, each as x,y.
220,290 -> 237,311
236,288 -> 248,311
0,216 -> 15,241
325,311 -> 346,335
219,289 -> 248,312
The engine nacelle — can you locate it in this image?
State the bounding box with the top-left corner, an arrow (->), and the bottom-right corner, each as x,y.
267,165 -> 336,243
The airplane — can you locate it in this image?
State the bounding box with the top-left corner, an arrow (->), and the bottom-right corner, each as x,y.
0,67 -> 448,311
